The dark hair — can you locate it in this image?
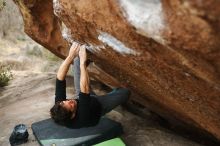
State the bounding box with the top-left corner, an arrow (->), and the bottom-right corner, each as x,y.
50,102 -> 73,125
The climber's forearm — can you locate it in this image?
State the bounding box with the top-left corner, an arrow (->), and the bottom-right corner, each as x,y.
57,56 -> 74,81
80,63 -> 90,94
57,42 -> 80,81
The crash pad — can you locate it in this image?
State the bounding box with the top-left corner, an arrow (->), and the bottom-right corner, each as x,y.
31,117 -> 123,146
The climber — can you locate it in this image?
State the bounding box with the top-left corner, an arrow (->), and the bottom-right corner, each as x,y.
50,42 -> 131,128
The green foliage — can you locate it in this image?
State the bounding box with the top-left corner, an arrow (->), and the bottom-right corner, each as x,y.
0,65 -> 13,87
0,0 -> 6,11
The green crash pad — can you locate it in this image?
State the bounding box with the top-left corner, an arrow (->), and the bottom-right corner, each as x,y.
31,117 -> 123,146
94,138 -> 125,146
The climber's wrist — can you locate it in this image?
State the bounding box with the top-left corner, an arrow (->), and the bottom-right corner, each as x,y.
68,52 -> 78,60
66,55 -> 75,63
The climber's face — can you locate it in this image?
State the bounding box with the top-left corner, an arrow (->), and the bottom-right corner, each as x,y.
60,99 -> 77,112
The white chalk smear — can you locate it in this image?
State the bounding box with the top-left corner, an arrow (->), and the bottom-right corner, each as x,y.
118,0 -> 166,44
61,18 -> 139,56
98,31 -> 140,56
85,44 -> 105,53
53,0 -> 62,17
61,23 -> 105,53
62,26 -> 139,56
62,24 -> 104,52
61,23 -> 75,43
54,0 -> 141,55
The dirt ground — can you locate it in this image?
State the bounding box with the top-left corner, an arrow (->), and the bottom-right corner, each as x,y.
0,39 -> 204,146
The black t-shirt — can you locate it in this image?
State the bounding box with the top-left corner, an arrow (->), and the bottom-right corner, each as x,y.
55,79 -> 102,128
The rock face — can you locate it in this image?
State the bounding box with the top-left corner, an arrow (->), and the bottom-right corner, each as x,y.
13,0 -> 220,143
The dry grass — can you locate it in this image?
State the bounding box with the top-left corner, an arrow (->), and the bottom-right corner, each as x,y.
0,64 -> 13,87
0,0 -> 6,11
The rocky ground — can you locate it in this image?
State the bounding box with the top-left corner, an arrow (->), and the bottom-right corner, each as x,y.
0,38 -> 205,146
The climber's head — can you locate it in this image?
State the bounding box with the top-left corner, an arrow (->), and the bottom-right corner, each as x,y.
50,99 -> 77,125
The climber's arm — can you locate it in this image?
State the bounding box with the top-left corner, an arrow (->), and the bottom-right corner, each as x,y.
79,46 -> 90,94
57,42 -> 80,81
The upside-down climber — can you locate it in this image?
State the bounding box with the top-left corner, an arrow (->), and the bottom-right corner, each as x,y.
50,42 -> 131,128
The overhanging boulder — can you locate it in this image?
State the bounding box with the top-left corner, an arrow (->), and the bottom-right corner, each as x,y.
13,0 -> 220,143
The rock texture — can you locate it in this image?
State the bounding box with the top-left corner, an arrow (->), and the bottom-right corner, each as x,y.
13,0 -> 220,143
